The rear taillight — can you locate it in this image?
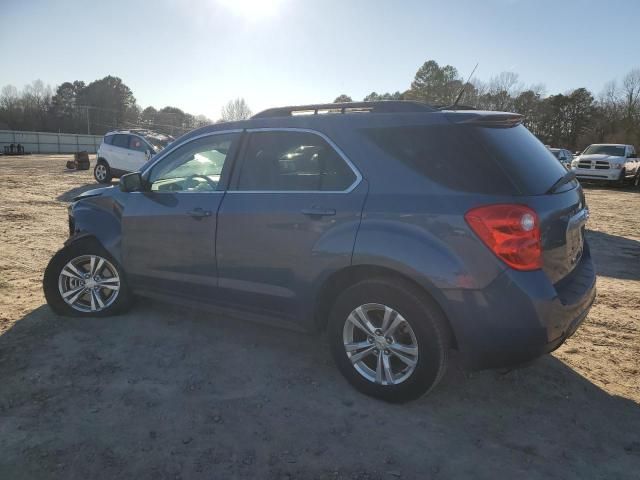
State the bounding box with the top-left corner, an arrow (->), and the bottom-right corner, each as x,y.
465,204 -> 542,271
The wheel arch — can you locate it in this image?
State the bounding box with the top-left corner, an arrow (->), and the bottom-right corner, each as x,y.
314,264 -> 458,349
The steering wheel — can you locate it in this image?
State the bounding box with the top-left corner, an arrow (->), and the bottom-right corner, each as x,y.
184,174 -> 218,190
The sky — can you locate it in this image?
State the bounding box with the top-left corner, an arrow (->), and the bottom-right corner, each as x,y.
2,0 -> 639,120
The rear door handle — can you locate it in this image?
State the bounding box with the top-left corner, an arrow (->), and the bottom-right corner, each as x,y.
301,207 -> 336,217
187,207 -> 212,219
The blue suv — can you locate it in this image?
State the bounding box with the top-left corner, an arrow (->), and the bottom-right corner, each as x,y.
43,102 -> 596,402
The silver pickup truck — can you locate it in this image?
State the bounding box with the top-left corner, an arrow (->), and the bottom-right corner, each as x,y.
571,144 -> 640,186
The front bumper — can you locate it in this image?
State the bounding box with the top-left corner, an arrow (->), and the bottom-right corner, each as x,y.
442,245 -> 596,370
574,168 -> 622,181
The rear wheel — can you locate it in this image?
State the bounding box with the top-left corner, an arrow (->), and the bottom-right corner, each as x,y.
94,161 -> 112,184
43,238 -> 132,317
328,278 -> 450,402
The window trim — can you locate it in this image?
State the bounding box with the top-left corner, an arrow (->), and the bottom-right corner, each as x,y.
227,128 -> 362,194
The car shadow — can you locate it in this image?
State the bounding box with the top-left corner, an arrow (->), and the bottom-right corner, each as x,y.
586,229 -> 640,281
580,181 -> 639,193
0,303 -> 638,479
56,182 -> 115,202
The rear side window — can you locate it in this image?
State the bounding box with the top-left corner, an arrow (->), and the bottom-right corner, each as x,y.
362,125 -> 515,194
103,135 -> 114,145
236,131 -> 357,191
472,125 -> 569,194
112,134 -> 129,148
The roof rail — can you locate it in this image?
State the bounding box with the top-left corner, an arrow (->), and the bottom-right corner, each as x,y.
252,101 -> 436,119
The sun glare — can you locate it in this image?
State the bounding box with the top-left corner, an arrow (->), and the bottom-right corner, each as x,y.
215,0 -> 286,19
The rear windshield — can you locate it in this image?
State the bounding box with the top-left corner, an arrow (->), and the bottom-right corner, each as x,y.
582,145 -> 625,156
362,123 -> 568,195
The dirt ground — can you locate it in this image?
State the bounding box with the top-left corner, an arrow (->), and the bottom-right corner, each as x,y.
0,154 -> 639,479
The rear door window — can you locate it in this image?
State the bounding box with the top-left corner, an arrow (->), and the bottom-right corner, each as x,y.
112,134 -> 129,149
235,131 -> 357,191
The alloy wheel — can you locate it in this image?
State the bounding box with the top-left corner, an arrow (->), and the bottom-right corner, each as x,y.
342,303 -> 419,386
58,254 -> 120,312
95,164 -> 106,181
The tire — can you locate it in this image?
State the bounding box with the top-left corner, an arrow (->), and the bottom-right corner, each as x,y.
328,277 -> 451,403
94,160 -> 112,184
617,169 -> 627,187
43,238 -> 132,317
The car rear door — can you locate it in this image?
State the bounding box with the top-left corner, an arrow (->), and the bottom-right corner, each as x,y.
215,129 -> 367,325
121,131 -> 241,299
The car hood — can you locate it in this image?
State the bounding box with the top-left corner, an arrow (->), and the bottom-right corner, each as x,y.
579,154 -> 624,162
73,185 -> 116,202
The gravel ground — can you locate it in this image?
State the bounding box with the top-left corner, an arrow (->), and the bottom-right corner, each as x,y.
0,155 -> 639,479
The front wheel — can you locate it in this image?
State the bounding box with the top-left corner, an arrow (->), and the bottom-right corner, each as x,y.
328,278 -> 451,402
94,161 -> 112,184
43,238 -> 132,317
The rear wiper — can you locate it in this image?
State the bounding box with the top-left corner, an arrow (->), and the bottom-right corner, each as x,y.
546,170 -> 576,194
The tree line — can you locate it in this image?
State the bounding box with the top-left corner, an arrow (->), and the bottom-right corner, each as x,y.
334,60 -> 640,151
0,76 -> 251,137
3,61 -> 640,150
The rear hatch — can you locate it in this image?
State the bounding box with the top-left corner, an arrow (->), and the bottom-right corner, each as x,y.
454,112 -> 588,283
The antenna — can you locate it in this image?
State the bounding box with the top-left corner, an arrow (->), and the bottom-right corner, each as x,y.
451,63 -> 479,109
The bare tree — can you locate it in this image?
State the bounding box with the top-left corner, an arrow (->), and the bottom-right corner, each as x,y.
621,69 -> 640,120
221,98 -> 252,122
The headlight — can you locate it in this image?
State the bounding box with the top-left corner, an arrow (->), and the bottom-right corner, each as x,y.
571,160 -> 579,167
612,163 -> 623,169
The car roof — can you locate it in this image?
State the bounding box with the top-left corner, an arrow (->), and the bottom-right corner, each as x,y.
174,102 -> 523,146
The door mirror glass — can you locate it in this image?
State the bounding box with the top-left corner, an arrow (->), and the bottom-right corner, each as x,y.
120,172 -> 144,192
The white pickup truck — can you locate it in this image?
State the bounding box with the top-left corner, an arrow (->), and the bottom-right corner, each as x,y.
571,144 -> 640,186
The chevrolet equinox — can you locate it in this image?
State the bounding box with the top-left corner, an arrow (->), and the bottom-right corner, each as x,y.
43,101 -> 596,402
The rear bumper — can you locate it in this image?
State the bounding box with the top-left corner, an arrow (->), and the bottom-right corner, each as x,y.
442,245 -> 596,370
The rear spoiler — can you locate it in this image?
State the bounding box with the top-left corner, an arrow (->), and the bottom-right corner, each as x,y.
444,111 -> 524,128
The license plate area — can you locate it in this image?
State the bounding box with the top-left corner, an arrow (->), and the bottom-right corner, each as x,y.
566,208 -> 588,269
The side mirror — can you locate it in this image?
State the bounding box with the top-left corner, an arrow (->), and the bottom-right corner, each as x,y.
120,172 -> 144,192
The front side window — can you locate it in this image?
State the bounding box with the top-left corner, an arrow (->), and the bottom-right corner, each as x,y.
129,135 -> 147,152
148,133 -> 239,193
236,131 -> 356,191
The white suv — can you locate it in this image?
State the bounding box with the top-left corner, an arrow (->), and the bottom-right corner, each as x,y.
571,144 -> 640,186
94,130 -> 172,183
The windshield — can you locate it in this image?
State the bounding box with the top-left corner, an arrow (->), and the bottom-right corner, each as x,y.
549,149 -> 561,158
144,135 -> 171,152
582,145 -> 625,156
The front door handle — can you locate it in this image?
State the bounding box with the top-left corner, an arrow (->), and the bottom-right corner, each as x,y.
301,207 -> 336,217
187,207 -> 212,219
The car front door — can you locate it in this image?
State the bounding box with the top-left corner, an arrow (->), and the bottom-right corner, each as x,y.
121,131 -> 241,299
127,135 -> 151,171
215,129 -> 367,326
